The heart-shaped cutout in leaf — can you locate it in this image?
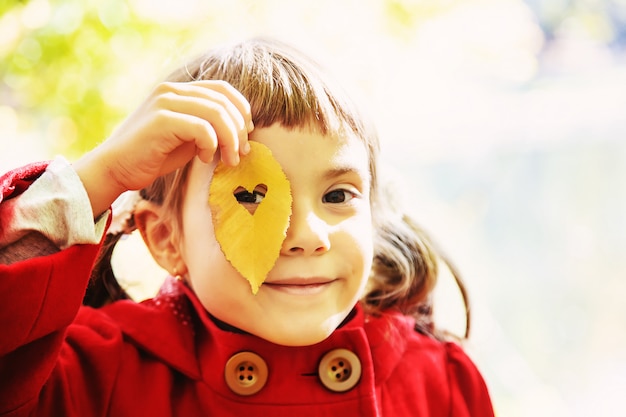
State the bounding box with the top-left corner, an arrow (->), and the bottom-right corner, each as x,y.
209,142 -> 292,294
233,184 -> 268,215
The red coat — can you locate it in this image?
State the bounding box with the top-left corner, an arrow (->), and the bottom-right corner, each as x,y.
0,164 -> 494,417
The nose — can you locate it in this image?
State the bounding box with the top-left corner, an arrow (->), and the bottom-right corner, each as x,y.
281,204 -> 330,256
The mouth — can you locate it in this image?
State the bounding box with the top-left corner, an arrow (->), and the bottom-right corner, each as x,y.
263,278 -> 337,295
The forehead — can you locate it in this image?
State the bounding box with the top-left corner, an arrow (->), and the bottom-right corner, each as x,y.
249,124 -> 370,181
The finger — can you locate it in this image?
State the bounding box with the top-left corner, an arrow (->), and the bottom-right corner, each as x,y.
163,81 -> 250,139
191,80 -> 253,132
159,141 -> 197,174
189,80 -> 253,155
181,115 -> 220,164
163,96 -> 242,165
154,110 -> 220,165
155,91 -> 243,166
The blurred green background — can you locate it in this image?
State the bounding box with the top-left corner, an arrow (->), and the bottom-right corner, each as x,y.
2,0 -> 626,416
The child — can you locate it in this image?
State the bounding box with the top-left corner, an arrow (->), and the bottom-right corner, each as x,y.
0,38 -> 494,416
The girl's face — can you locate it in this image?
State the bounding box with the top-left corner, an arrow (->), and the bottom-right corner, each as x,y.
178,124 -> 373,346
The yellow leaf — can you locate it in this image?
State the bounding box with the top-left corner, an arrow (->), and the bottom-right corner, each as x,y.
209,142 -> 292,294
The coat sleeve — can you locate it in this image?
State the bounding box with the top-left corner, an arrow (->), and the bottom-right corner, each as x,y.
0,161 -> 49,204
0,158 -> 109,259
445,342 -> 495,417
0,245 -> 105,415
0,162 -> 116,416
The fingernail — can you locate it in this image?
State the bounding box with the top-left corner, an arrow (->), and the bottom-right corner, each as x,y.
242,141 -> 251,155
247,119 -> 255,132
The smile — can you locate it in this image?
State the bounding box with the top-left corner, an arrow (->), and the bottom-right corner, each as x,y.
263,278 -> 337,295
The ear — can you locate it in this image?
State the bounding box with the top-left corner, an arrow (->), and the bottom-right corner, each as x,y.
134,200 -> 187,276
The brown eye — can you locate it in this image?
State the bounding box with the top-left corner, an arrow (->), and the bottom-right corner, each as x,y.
323,189 -> 354,204
234,184 -> 267,204
234,190 -> 265,204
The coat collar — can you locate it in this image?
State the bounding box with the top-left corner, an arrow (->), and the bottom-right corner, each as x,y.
104,276 -> 414,391
103,277 -> 201,378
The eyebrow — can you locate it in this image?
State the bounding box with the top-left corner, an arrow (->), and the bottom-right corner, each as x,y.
322,166 -> 370,183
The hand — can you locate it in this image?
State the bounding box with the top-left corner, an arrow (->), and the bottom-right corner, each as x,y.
74,80 -> 253,217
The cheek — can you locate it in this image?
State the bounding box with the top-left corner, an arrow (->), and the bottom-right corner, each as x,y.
180,202 -> 224,285
179,199 -> 258,315
341,215 -> 374,275
181,204 -> 216,257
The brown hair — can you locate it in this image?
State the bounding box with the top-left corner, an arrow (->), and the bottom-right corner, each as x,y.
86,38 -> 470,339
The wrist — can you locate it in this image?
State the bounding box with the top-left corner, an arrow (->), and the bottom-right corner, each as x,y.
73,149 -> 127,219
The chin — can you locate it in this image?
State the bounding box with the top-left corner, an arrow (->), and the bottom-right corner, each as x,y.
256,314 -> 347,347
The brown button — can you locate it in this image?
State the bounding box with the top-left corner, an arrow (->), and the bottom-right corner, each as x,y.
318,348 -> 361,392
224,351 -> 268,396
